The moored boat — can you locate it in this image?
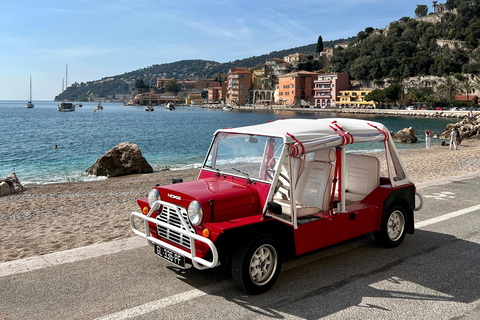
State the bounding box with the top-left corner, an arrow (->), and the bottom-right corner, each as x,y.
26,76 -> 34,108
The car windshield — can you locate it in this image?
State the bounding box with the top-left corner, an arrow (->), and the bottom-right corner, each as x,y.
204,132 -> 284,181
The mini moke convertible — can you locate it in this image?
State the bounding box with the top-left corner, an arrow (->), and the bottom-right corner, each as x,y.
130,118 -> 421,294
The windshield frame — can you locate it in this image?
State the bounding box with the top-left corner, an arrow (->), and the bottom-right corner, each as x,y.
202,132 -> 285,183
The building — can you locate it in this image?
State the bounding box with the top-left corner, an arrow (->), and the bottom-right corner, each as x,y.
277,71 -> 319,106
337,90 -> 378,108
283,53 -> 308,67
226,68 -> 252,106
264,58 -> 291,77
185,93 -> 203,105
252,68 -> 265,89
454,95 -> 479,104
313,73 -> 349,108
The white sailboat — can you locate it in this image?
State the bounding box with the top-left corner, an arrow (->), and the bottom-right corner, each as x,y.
57,65 -> 75,112
26,75 -> 34,108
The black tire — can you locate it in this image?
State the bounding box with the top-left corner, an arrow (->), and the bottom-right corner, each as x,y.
374,205 -> 407,248
231,235 -> 282,294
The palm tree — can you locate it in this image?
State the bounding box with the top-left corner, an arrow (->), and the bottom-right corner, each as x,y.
460,79 -> 475,104
437,76 -> 458,105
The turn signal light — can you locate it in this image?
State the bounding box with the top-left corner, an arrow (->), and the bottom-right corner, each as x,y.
142,207 -> 149,215
202,228 -> 210,238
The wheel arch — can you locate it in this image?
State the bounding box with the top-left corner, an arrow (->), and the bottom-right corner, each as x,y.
215,219 -> 295,265
381,184 -> 415,235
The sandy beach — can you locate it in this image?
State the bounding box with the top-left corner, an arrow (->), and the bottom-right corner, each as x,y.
1,139 -> 480,263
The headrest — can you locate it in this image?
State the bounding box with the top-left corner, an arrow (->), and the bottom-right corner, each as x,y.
314,148 -> 336,162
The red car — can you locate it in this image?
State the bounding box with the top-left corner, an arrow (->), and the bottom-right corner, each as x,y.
130,118 -> 421,294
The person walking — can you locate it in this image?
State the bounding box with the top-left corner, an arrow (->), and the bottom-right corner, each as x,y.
425,129 -> 431,149
449,128 -> 457,151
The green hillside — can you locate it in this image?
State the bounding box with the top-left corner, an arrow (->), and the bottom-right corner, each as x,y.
55,39 -> 353,101
329,0 -> 480,80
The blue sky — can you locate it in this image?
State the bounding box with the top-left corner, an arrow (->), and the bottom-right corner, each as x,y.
0,0 -> 434,100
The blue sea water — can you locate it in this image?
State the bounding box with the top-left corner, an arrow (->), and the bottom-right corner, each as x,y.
0,100 -> 453,185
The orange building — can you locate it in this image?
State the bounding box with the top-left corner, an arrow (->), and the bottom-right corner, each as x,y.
227,68 -> 252,106
277,71 -> 319,105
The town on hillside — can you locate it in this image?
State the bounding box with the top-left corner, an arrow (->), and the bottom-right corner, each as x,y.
88,0 -> 480,110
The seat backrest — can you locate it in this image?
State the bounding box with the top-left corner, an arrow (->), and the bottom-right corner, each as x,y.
344,154 -> 380,199
294,149 -> 335,212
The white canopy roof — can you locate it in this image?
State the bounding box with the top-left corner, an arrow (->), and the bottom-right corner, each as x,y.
217,118 -> 391,155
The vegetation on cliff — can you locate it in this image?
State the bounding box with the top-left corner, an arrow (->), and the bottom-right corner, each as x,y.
329,0 -> 480,80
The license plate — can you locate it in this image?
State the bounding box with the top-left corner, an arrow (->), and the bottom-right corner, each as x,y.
154,244 -> 185,268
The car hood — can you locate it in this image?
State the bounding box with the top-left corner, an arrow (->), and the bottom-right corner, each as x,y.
156,177 -> 262,222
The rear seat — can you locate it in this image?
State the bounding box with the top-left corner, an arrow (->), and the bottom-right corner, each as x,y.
343,154 -> 380,202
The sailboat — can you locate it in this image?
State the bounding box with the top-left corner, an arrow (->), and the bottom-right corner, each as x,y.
26,75 -> 34,108
144,80 -> 154,111
57,65 -> 75,112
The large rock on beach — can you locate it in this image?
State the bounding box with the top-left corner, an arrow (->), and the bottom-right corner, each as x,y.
0,172 -> 25,196
392,127 -> 418,143
86,142 -> 153,177
439,114 -> 480,140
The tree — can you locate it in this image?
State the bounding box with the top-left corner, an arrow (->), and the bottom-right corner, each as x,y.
460,79 -> 475,103
437,76 -> 458,104
164,79 -> 179,93
315,36 -> 324,55
134,79 -> 148,89
384,84 -> 403,103
415,5 -> 428,17
365,89 -> 386,106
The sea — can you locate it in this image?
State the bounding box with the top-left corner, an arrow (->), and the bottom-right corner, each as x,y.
0,100 -> 454,186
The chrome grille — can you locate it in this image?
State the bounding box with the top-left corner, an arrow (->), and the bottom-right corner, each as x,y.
156,204 -> 195,249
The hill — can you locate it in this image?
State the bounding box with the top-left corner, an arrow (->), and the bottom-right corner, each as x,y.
55,38 -> 353,102
329,0 -> 480,80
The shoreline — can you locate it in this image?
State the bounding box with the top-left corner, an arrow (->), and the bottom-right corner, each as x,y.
206,104 -> 476,119
2,139 -> 480,263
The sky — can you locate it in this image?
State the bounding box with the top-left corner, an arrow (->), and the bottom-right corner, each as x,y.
0,0 -> 433,101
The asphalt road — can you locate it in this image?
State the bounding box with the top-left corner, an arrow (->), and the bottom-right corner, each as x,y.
1,175 -> 479,320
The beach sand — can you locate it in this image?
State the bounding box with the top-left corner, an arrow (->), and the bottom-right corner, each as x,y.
1,140 -> 480,263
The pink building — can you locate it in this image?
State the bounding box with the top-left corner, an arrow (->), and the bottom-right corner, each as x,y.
314,73 -> 349,108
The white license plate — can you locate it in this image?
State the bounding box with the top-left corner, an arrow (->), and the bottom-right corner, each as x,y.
154,244 -> 186,268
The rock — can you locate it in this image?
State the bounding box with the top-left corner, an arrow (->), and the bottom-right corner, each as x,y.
0,182 -> 10,196
86,142 -> 153,177
392,127 -> 418,143
0,172 -> 25,196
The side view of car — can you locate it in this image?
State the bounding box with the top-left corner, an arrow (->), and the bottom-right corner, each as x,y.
130,118 -> 422,294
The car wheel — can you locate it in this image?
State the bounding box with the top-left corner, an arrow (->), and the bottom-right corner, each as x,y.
232,235 -> 282,294
374,205 -> 407,248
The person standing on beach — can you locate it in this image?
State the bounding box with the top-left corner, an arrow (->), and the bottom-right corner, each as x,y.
449,128 -> 457,150
425,129 -> 431,149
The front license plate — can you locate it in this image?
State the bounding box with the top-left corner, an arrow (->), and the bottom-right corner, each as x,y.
154,244 -> 186,268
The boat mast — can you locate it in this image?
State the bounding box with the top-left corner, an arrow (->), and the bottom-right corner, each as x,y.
29,75 -> 32,101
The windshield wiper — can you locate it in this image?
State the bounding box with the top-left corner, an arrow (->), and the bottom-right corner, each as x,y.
231,168 -> 254,184
204,165 -> 225,178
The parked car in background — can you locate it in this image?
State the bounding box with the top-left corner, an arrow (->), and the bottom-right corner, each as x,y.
406,106 -> 415,110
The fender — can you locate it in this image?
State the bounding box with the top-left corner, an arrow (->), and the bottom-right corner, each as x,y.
381,184 -> 415,234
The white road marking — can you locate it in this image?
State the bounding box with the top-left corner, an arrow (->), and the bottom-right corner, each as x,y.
0,237 -> 147,278
422,191 -> 456,200
415,203 -> 480,229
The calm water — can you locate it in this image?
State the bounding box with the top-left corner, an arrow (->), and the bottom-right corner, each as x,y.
0,100 -> 453,185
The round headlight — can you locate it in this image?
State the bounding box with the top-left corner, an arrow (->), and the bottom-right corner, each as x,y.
188,201 -> 203,226
148,189 -> 161,207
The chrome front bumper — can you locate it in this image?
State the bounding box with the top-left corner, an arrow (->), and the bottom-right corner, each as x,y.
129,200 -> 219,270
